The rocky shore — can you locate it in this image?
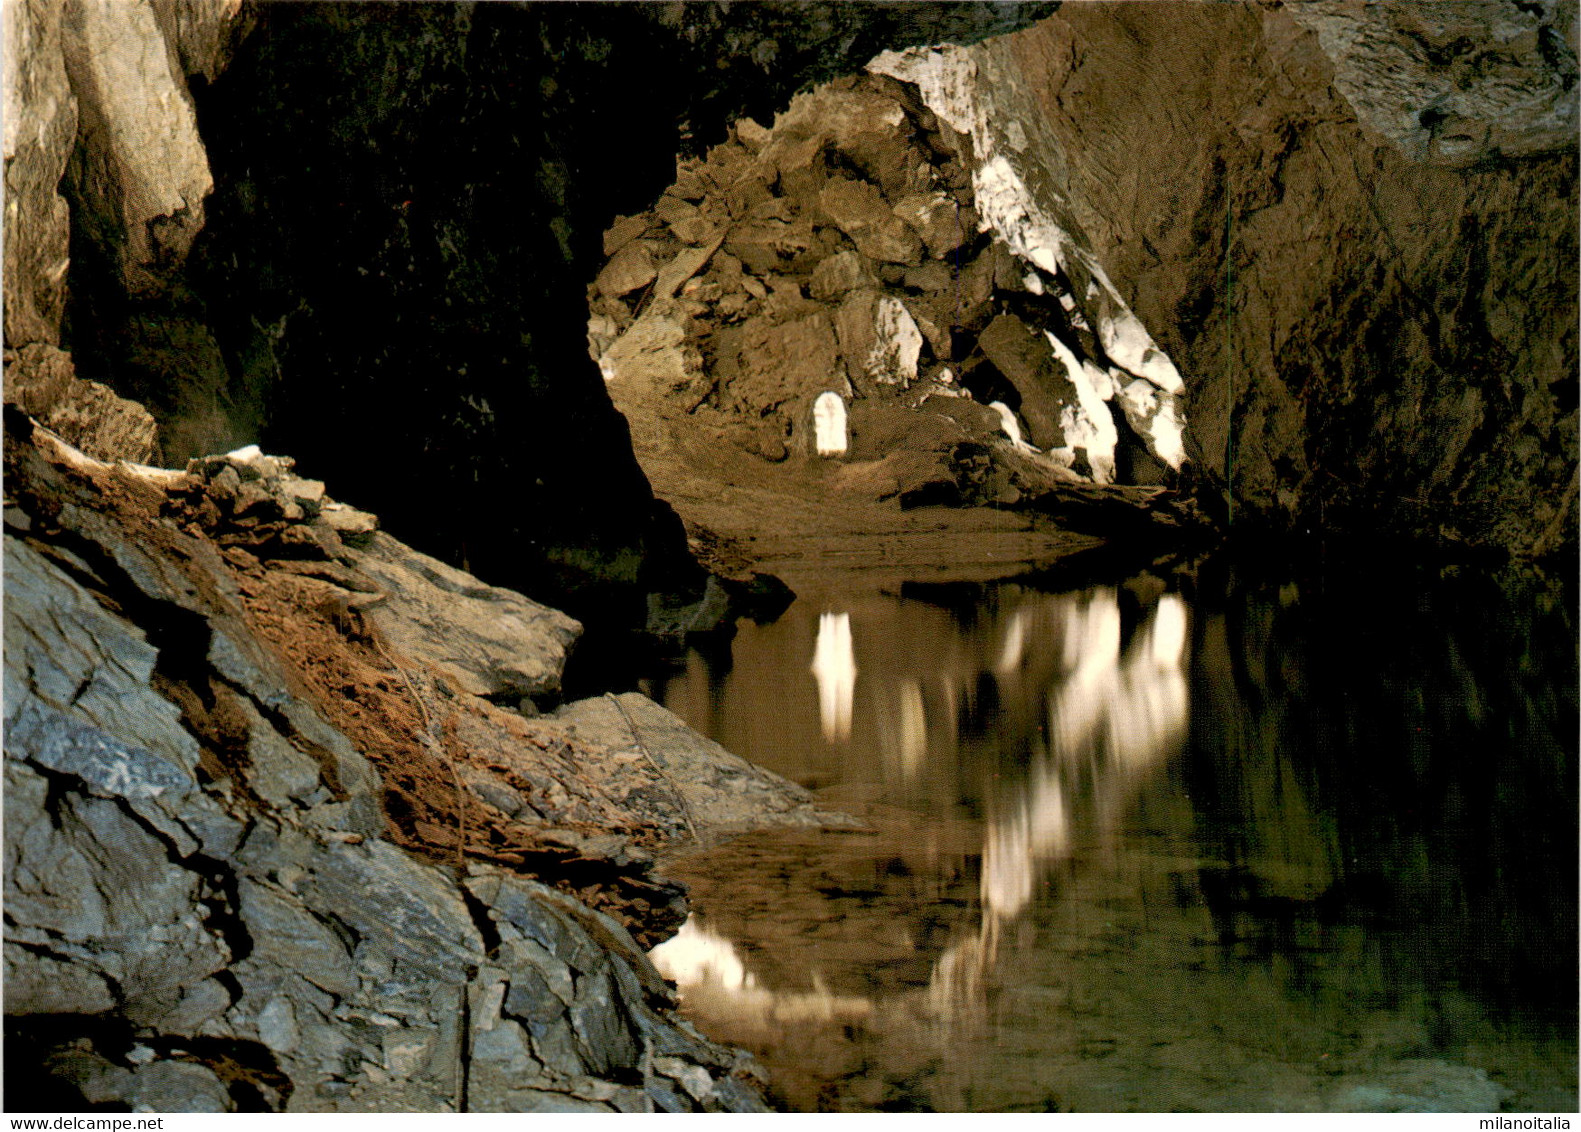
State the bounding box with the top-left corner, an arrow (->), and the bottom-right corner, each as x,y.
3,409 -> 857,1111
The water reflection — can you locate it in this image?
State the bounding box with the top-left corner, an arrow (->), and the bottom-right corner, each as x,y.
945,591 -> 1190,1005
810,611 -> 856,742
660,585 -> 1196,1022
645,563 -> 1577,1112
651,916 -> 874,1028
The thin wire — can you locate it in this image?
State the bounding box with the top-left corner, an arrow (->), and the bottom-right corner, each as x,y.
1224,202 -> 1234,526
606,692 -> 702,845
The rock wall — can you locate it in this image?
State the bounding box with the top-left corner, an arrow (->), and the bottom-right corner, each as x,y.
3,412 -> 854,1111
892,1 -> 1577,557
3,0 -> 248,465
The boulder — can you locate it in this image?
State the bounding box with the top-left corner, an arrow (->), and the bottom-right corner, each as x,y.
3,344 -> 158,463
2,418 -> 783,1112
892,190 -> 971,259
976,313 -> 1078,451
59,0 -> 219,292
817,178 -> 923,265
549,693 -> 862,846
594,239 -> 657,297
835,289 -> 924,390
809,249 -> 877,302
728,309 -> 841,416
349,531 -> 583,702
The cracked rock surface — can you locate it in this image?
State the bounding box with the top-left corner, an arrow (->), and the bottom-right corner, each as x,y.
3,411 -> 850,1111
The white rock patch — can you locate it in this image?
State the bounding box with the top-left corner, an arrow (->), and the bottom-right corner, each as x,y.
813,391 -> 848,457
1115,373 -> 1187,470
988,400 -> 1037,454
871,44 -> 1191,448
1044,331 -> 1118,484
866,295 -> 924,386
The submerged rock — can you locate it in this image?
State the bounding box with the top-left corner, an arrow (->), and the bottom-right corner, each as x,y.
549,693 -> 862,847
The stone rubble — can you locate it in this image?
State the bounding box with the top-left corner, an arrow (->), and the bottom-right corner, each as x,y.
585,71 -> 1194,526
4,410 -> 847,1111
2,343 -> 159,464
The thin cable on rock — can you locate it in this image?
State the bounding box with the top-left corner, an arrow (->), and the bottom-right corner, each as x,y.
375,634 -> 469,867
605,692 -> 702,845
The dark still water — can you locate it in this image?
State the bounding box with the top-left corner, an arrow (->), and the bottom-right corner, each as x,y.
640,556 -> 1578,1112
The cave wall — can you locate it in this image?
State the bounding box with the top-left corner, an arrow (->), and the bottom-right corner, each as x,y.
56,1 -> 1055,620
963,1 -> 1577,558
2,0 -> 247,463
17,0 -> 1575,614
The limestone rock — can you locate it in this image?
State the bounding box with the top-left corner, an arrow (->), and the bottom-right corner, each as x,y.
595,240 -> 657,297
3,418 -> 778,1112
125,1061 -> 234,1113
1286,2 -> 1577,167
59,0 -> 218,292
875,3 -> 1575,554
549,692 -> 863,846
756,81 -> 927,200
158,0 -> 250,84
601,303 -> 698,389
2,0 -> 78,347
835,289 -> 924,390
728,309 -> 841,417
976,313 -> 1077,451
602,213 -> 649,258
349,531 -> 583,702
654,233 -> 725,299
3,344 -> 158,463
723,216 -> 814,276
892,190 -> 971,259
809,249 -> 877,302
1329,1059 -> 1512,1113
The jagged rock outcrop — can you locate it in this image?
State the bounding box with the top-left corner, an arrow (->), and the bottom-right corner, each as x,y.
59,0 -> 234,293
4,412 -> 855,1111
3,0 -> 78,349
2,343 -> 157,463
587,2 -> 1575,563
3,0 -> 250,462
876,1 -> 1577,558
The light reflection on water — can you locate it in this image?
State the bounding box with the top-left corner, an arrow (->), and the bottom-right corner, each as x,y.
810,611 -> 856,742
642,563 -> 1577,1113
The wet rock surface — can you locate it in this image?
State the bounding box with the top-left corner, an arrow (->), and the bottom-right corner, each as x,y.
3,412 -> 849,1111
